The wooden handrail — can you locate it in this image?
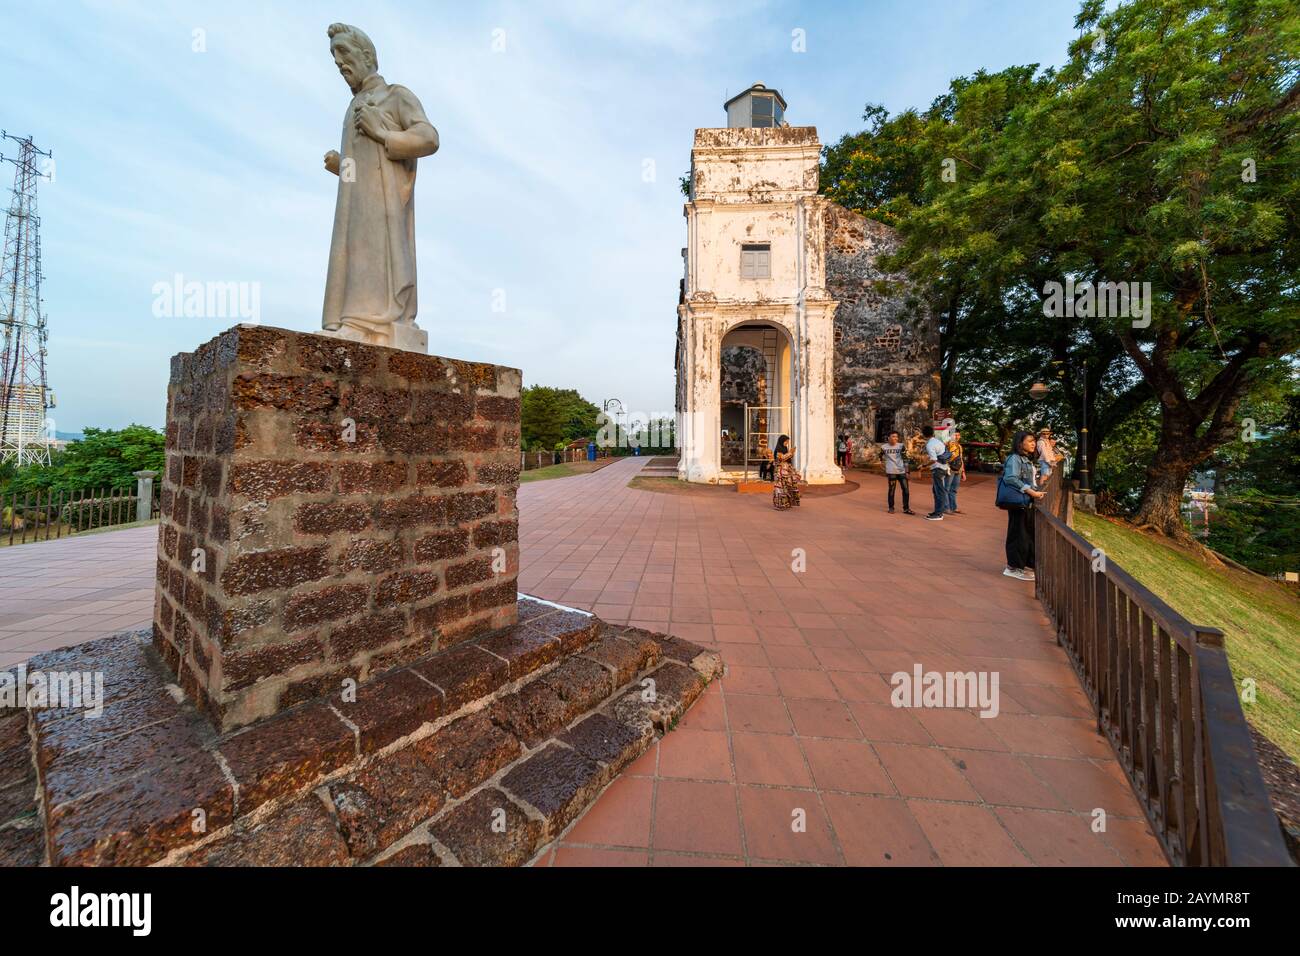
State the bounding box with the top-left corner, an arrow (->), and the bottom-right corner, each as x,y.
1031,486 -> 1291,866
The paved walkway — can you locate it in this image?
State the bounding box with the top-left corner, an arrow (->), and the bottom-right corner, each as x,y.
0,457 -> 1164,865
520,458 -> 1163,866
0,528 -> 155,669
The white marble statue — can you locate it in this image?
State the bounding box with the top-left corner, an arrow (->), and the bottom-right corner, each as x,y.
321,23 -> 439,353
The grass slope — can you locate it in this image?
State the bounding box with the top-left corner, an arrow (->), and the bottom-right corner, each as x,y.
1074,511 -> 1300,763
519,459 -> 616,483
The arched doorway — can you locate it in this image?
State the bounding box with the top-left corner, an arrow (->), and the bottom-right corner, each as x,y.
719,324 -> 792,478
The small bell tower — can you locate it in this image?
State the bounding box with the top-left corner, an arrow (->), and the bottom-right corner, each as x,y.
724,83 -> 787,128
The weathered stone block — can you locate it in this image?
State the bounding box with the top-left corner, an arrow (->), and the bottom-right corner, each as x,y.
429,788 -> 541,867
0,822 -> 42,867
413,711 -> 520,798
580,630 -> 661,687
46,750 -> 235,866
186,795 -> 350,867
559,712 -> 649,774
411,644 -> 508,710
218,702 -> 355,814
375,841 -> 441,867
154,325 -> 520,730
489,681 -> 571,748
328,747 -> 445,858
528,608 -> 601,653
500,743 -> 605,836
334,669 -> 443,755
477,625 -> 560,679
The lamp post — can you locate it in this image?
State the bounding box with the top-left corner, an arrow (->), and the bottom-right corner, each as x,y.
1048,359 -> 1090,491
602,398 -> 624,451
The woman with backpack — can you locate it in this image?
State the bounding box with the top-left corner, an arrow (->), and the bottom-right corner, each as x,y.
999,431 -> 1045,580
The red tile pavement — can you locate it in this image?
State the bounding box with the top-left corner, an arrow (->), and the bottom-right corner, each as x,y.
521,458 -> 1164,867
0,527 -> 156,668
0,456 -> 1165,866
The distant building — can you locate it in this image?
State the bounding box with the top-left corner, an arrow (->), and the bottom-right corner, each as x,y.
674,84 -> 939,484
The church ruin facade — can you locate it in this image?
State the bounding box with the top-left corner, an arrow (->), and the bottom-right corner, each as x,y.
674,84 -> 939,484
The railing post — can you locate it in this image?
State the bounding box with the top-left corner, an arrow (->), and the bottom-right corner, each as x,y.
1192,627 -> 1291,865
133,471 -> 158,524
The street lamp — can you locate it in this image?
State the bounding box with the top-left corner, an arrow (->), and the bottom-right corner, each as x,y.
602,398 -> 625,450
1049,359 -> 1090,492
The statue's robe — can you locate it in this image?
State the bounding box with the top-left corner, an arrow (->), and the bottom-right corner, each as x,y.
323,73 -> 439,342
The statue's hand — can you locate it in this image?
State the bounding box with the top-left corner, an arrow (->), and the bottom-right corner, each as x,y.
324,150 -> 341,175
354,104 -> 388,144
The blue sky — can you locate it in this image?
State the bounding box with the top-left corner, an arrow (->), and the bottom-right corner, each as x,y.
1,0 -> 1087,433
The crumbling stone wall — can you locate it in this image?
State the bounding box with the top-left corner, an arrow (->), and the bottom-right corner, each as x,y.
153,325 -> 521,731
720,345 -> 766,406
824,203 -> 940,466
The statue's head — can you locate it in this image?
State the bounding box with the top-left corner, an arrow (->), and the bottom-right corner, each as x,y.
328,23 -> 378,93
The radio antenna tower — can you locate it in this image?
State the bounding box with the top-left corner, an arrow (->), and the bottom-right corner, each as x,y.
0,131 -> 55,467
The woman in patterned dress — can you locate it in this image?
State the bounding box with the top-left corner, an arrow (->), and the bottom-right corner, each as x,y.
772,434 -> 801,510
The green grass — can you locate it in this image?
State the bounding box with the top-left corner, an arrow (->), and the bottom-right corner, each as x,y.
1074,511 -> 1300,762
519,463 -> 581,483
626,476 -> 717,496
519,459 -> 620,483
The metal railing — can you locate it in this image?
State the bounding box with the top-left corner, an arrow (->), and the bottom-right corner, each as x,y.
1,485 -> 161,547
741,403 -> 791,482
1033,474 -> 1292,865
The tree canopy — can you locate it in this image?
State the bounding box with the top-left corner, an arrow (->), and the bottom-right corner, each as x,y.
520,386 -> 601,452
822,0 -> 1300,540
0,425 -> 166,495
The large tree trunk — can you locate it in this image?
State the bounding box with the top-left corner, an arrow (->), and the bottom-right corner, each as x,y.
1132,448 -> 1195,540
1119,323 -> 1261,544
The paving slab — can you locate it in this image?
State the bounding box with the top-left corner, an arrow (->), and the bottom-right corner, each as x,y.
0,458 -> 1164,866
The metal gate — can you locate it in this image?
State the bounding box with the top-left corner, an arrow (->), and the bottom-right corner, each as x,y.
742,404 -> 792,482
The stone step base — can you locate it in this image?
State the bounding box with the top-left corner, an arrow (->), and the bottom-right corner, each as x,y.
344,630 -> 719,867
733,481 -> 773,494
0,596 -> 721,867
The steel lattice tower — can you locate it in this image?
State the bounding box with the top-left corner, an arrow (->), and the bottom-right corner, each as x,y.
0,132 -> 54,467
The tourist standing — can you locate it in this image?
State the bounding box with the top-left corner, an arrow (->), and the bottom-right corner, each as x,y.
772,434 -> 801,510
881,430 -> 914,514
1002,430 -> 1045,580
1036,428 -> 1058,481
836,435 -> 848,468
946,430 -> 966,514
922,424 -> 949,521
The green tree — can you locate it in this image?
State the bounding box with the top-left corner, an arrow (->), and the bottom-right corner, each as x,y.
824,67 -> 1154,477
1048,0 -> 1300,538
3,425 -> 165,494
827,0 -> 1300,542
1203,382 -> 1300,572
520,386 -> 600,451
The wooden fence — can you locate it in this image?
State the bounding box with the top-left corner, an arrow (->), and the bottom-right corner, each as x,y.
1,486 -> 161,547
1033,474 -> 1291,865
520,447 -> 615,471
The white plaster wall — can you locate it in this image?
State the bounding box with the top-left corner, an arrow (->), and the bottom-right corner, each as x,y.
676,125 -> 842,485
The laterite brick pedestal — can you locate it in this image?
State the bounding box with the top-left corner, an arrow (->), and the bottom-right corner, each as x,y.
0,326 -> 721,867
